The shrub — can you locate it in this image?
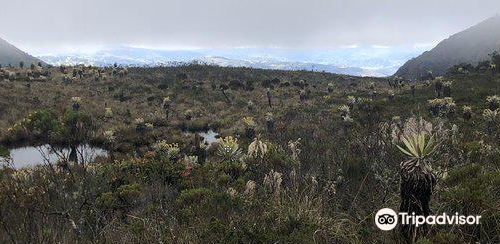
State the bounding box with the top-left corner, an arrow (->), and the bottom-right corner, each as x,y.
443,163 -> 500,213
177,187 -> 212,207
431,231 -> 466,244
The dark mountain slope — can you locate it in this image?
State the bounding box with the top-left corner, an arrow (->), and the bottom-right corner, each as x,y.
0,38 -> 44,67
396,15 -> 500,79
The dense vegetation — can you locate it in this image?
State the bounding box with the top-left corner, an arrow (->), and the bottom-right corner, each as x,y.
0,61 -> 499,244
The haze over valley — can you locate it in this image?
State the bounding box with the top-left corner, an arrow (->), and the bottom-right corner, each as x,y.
31,45 -> 431,77
3,0 -> 500,77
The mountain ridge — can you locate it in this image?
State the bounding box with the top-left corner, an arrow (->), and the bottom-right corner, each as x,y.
395,15 -> 500,79
35,45 -> 421,77
0,38 -> 45,67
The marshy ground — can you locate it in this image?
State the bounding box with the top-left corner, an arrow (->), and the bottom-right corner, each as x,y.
0,64 -> 499,243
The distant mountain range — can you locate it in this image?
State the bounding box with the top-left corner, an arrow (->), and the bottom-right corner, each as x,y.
1,36 -> 431,77
35,46 -> 428,77
396,15 -> 500,79
9,16 -> 500,78
0,38 -> 44,67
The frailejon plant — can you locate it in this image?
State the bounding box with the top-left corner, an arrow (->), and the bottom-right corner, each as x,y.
368,81 -> 375,90
247,100 -> 254,112
153,140 -> 180,159
263,169 -> 283,198
482,108 -> 499,134
327,82 -> 335,93
462,105 -> 472,120
104,129 -> 117,161
242,117 -> 256,139
217,136 -> 242,162
248,136 -> 268,159
427,97 -> 455,117
388,90 -> 395,102
70,96 -> 82,111
434,77 -> 444,97
288,138 -> 301,162
135,117 -> 146,132
338,105 -> 350,117
162,96 -> 171,118
265,112 -> 274,134
104,107 -> 113,120
145,123 -> 154,131
482,108 -> 499,123
182,155 -> 199,176
244,180 -> 256,198
347,95 -> 356,108
357,97 -> 374,112
486,95 -> 500,110
341,111 -> 354,135
103,130 -> 116,144
396,132 -> 438,242
443,81 -> 453,97
266,88 -> 272,108
184,109 -> 194,120
299,89 -> 307,102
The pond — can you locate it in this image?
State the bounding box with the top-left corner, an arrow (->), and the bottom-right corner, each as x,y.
0,145 -> 107,168
184,129 -> 220,145
199,130 -> 219,144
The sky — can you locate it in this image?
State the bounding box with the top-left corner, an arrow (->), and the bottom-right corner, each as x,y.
1,0 -> 499,52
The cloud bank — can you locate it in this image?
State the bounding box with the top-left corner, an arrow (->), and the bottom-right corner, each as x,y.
1,0 -> 499,50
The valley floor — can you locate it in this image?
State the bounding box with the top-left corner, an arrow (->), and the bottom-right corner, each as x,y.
0,64 -> 499,243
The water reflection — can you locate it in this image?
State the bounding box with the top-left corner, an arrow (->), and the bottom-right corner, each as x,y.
199,130 -> 219,144
0,145 -> 107,168
184,129 -> 220,145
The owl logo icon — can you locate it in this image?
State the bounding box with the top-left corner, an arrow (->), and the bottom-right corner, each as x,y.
375,208 -> 398,230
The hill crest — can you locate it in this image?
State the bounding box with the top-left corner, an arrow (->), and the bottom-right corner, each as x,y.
395,15 -> 500,79
0,38 -> 44,67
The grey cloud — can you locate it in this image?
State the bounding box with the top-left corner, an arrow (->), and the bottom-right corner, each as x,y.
0,0 -> 499,50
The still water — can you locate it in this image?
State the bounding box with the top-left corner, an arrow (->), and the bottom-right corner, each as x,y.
0,145 -> 107,168
184,129 -> 220,144
199,130 -> 219,144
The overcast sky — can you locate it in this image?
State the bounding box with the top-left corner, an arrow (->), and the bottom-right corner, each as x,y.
1,0 -> 499,51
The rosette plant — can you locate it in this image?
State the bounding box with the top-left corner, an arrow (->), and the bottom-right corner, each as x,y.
396,132 -> 438,242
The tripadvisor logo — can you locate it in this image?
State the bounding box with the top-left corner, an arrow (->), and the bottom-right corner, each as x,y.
375,208 -> 481,231
375,208 -> 398,231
